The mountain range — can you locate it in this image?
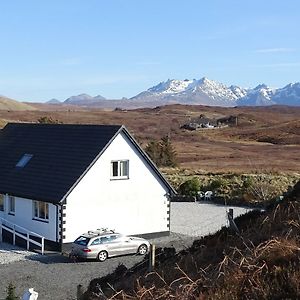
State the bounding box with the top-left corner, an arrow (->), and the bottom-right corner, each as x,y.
47,77 -> 300,108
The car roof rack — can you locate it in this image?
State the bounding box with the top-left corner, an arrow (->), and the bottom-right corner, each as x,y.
87,228 -> 115,236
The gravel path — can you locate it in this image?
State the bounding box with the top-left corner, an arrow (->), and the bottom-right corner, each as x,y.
0,202 -> 251,300
171,201 -> 251,237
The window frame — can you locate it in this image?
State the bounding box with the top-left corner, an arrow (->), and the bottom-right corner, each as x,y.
8,196 -> 15,215
110,160 -> 129,180
33,200 -> 49,222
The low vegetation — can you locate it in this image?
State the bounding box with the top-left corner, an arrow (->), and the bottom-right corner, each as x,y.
166,172 -> 298,206
82,181 -> 300,299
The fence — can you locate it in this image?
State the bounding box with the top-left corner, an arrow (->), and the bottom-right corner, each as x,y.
0,217 -> 45,255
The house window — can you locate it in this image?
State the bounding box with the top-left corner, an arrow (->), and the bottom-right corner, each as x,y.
16,154 -> 33,168
33,201 -> 49,221
0,194 -> 4,211
111,160 -> 129,179
8,196 -> 15,215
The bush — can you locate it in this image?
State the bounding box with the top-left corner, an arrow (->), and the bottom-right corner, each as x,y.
6,283 -> 18,300
178,178 -> 200,197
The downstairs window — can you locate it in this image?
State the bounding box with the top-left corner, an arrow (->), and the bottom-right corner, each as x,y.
33,201 -> 49,221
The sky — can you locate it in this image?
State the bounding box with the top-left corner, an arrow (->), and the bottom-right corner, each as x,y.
0,0 -> 299,102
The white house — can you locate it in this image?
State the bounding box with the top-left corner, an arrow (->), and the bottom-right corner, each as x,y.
0,123 -> 175,251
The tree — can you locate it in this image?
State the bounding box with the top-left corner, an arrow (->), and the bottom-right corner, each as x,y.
37,116 -> 62,124
145,135 -> 178,167
5,283 -> 18,300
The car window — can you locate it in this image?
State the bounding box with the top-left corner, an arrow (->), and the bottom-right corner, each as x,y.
109,235 -> 118,241
90,238 -> 101,245
100,236 -> 110,243
74,236 -> 90,246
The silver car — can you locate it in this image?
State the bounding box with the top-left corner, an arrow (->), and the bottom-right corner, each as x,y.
70,230 -> 150,261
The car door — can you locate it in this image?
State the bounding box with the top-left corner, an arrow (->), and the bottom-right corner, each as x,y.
118,236 -> 138,255
104,235 -> 124,257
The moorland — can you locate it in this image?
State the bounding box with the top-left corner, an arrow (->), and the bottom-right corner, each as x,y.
1,103 -> 299,175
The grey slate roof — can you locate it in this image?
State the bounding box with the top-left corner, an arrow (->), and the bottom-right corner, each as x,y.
0,123 -> 122,203
0,123 -> 175,204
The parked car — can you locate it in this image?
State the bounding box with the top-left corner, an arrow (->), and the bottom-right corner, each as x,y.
70,229 -> 150,261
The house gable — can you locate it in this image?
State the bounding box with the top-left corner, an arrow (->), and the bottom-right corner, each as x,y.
64,130 -> 172,241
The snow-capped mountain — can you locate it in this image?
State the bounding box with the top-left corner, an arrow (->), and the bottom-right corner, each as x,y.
131,78 -> 300,107
40,78 -> 300,109
132,77 -> 250,106
272,82 -> 300,106
237,84 -> 276,106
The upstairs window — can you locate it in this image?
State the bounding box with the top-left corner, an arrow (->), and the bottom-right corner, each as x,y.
33,201 -> 49,221
16,154 -> 33,168
111,160 -> 129,179
8,196 -> 15,215
0,194 -> 4,212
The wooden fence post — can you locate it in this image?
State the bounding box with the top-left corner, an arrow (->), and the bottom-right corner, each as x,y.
77,284 -> 83,300
149,244 -> 156,272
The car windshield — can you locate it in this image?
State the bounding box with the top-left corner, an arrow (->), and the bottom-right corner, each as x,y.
74,236 -> 90,246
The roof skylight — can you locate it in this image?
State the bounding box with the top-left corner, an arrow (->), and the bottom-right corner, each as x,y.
16,154 -> 33,168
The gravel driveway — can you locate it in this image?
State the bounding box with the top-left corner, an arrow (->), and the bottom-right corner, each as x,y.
0,202 -> 250,300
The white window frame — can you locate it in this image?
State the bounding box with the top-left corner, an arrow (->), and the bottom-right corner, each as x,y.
0,194 -> 4,212
111,160 -> 129,179
8,196 -> 15,215
33,200 -> 49,222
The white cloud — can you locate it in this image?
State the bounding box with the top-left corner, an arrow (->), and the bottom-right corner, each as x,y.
255,48 -> 296,53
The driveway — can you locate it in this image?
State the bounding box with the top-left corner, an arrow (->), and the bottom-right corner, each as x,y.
0,202 -> 250,300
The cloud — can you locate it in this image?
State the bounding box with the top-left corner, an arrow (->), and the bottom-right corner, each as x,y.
255,48 -> 296,53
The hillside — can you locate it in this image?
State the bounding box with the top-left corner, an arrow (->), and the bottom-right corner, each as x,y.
0,96 -> 35,111
0,104 -> 299,174
83,181 -> 300,299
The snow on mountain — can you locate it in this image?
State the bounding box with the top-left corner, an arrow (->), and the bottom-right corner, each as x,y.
237,84 -> 276,106
131,78 -> 300,107
272,83 -> 300,106
46,78 -> 300,108
132,77 -> 248,106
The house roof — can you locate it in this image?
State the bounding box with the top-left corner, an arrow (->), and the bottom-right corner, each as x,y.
0,123 -> 175,204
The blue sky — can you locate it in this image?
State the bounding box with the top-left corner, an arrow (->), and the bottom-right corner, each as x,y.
0,0 -> 299,102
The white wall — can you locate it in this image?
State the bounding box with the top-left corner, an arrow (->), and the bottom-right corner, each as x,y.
0,195 -> 57,242
64,131 -> 170,243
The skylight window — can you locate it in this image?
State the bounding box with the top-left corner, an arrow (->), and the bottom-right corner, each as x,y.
16,154 -> 33,168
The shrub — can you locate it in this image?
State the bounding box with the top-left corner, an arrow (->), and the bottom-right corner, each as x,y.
178,177 -> 200,197
5,283 -> 18,300
37,116 -> 62,124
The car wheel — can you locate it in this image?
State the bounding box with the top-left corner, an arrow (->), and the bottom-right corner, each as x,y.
97,251 -> 108,262
138,244 -> 148,255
